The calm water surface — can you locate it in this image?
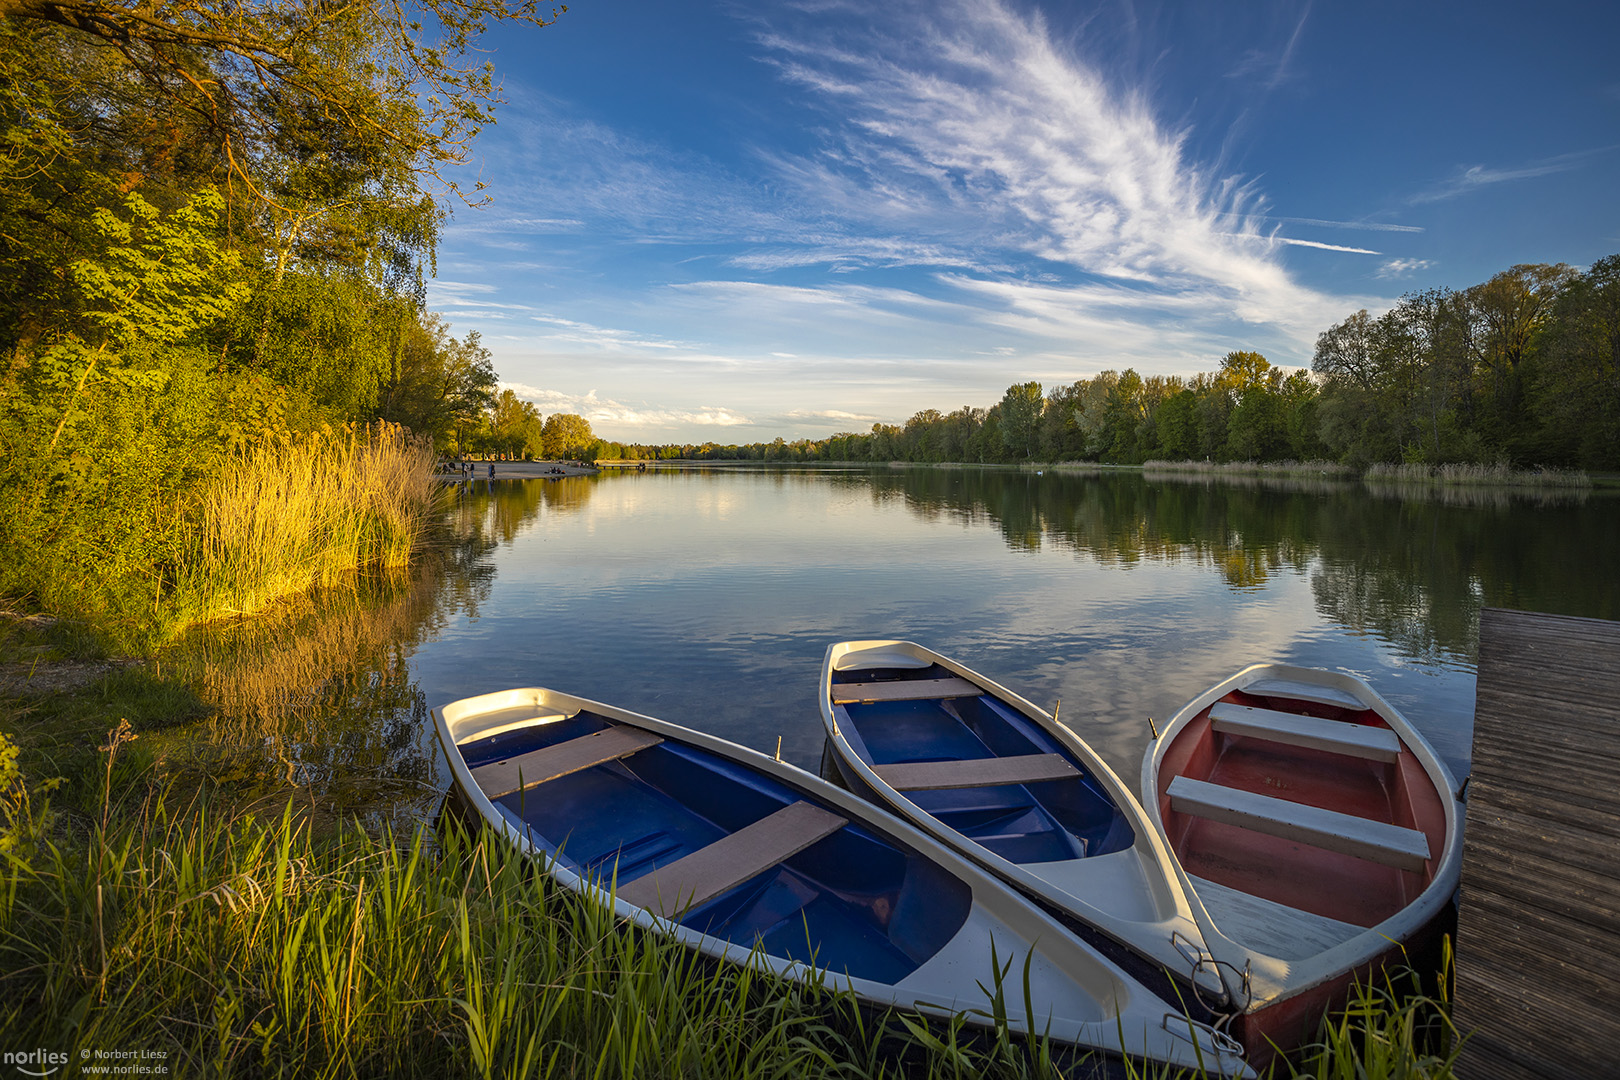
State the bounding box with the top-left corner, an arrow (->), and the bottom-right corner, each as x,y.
168,467 -> 1620,820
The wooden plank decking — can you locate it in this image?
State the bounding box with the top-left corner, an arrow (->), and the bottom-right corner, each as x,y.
1454,608 -> 1620,1080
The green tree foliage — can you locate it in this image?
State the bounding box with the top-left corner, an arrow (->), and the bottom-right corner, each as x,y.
541,413 -> 595,460
0,0 -> 558,635
998,381 -> 1043,458
375,320 -> 496,452
1529,255 -> 1620,469
1312,263 -> 1589,467
1463,264 -> 1576,454
488,389 -> 545,459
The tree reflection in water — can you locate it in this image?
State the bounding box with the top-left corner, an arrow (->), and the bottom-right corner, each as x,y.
861,466 -> 1613,664
144,467 -> 1616,822
154,479 -> 559,825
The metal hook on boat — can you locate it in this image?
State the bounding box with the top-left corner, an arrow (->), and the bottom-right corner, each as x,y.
1149,717 -> 1160,740
1160,1012 -> 1246,1064
774,735 -> 783,763
1051,699 -> 1061,724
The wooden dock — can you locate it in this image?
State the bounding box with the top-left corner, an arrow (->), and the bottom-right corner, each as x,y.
1454,607 -> 1620,1079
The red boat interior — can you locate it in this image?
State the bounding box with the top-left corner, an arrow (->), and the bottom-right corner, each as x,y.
1156,688 -> 1448,928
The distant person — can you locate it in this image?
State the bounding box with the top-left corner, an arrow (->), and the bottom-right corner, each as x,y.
488,461 -> 495,478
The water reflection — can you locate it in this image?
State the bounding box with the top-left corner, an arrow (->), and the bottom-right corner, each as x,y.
158,496 -> 504,825
862,467 -> 1617,663
153,467 -> 1617,820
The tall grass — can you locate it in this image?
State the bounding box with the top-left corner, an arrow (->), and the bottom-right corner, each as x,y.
0,788 -> 1470,1079
1363,462 -> 1590,489
0,800 -> 884,1079
0,781 -> 1469,1080
1143,460 -> 1355,478
173,422 -> 440,628
1289,948 -> 1462,1080
0,698 -> 1466,1080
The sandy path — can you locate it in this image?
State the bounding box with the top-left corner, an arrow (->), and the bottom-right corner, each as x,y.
436,460 -> 600,479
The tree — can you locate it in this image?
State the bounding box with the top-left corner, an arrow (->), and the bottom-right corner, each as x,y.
1153,390 -> 1198,459
902,409 -> 945,462
1531,254 -> 1620,468
1225,384 -> 1285,460
0,0 -> 566,206
1313,311 -> 1380,390
1,0 -> 563,406
998,381 -> 1043,459
1462,263 -> 1576,454
541,413 -> 594,460
1099,369 -> 1148,462
375,320 -> 495,452
489,389 -> 543,458
1216,350 -> 1274,396
1072,373 -> 1118,459
1278,371 -> 1325,459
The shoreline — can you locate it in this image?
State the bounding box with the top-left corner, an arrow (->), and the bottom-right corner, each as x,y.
437,459 -> 600,479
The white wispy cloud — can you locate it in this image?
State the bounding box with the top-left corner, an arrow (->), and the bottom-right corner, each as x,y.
1407,148 -> 1613,205
427,280 -> 539,313
526,314 -> 695,352
783,408 -> 881,423
1241,235 -> 1381,255
756,0 -> 1358,351
434,0 -> 1411,440
1376,258 -> 1436,279
1270,216 -> 1424,233
1226,3 -> 1312,92
501,384 -> 754,429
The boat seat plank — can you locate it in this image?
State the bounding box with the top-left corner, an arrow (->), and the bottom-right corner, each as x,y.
470,726 -> 664,799
1241,678 -> 1367,711
617,801 -> 847,917
1168,776 -> 1431,872
1186,874 -> 1364,961
1210,703 -> 1403,763
874,753 -> 1078,791
832,676 -> 983,704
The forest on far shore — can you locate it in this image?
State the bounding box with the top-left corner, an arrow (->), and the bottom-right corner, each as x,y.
593,258 -> 1619,471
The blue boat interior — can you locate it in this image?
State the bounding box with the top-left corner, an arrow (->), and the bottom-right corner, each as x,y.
457,711 -> 972,984
832,664 -> 1135,863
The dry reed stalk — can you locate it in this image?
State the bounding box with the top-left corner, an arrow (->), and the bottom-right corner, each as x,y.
1365,462 -> 1591,488
175,423 -> 440,627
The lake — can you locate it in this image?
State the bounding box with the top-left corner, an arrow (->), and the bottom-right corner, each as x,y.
166,466 -> 1619,823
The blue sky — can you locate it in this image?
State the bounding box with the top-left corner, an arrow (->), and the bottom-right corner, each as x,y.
428,0 -> 1620,444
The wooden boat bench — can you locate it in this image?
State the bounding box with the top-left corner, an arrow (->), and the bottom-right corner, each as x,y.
1167,776 -> 1431,872
1210,703 -> 1403,763
616,801 -> 847,917
874,753 -> 1078,791
832,676 -> 983,704
469,725 -> 665,799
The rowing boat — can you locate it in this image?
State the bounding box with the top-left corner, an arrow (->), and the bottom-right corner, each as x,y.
434,686 -> 1252,1076
819,640 -> 1225,1009
1142,664 -> 1463,1064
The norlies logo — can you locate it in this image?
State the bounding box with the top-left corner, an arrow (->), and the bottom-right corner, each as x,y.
3,1049 -> 68,1077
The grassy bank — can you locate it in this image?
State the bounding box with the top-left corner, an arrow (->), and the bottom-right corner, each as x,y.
0,657 -> 1465,1080
0,783 -> 1462,1080
1138,458 -> 1591,489
175,423 -> 439,627
1361,462 -> 1591,488
1142,460 -> 1356,478
1,422 -> 439,652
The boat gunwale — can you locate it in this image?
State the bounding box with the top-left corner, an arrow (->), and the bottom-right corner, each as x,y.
433,684 -> 1254,1075
1140,662 -> 1464,1013
818,639 -> 1221,1002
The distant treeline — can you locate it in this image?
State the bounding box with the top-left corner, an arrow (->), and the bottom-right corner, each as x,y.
596,258 -> 1619,471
